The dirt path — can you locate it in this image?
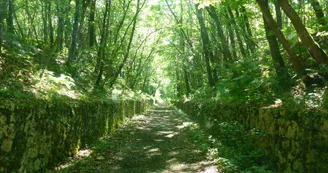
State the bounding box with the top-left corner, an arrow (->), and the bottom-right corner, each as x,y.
53,105 -> 219,173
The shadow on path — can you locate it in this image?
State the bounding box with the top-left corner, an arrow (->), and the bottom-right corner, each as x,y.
52,105 -> 218,173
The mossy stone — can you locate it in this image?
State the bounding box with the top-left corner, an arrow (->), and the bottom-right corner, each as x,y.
33,159 -> 41,171
1,139 -> 13,152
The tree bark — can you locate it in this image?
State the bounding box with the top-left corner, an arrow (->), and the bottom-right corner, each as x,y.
56,0 -> 65,51
109,0 -> 145,87
6,0 -> 14,34
195,4 -> 215,88
41,2 -> 49,43
256,0 -> 307,78
68,0 -> 81,63
278,0 -> 328,65
48,2 -> 54,45
0,1 -> 6,54
226,13 -> 238,60
274,1 -> 282,29
206,5 -> 232,62
94,0 -> 111,88
262,0 -> 290,84
88,0 -> 96,47
237,6 -> 256,54
310,0 -> 327,27
227,6 -> 247,57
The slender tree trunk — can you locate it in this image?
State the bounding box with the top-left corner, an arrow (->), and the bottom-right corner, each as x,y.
256,0 -> 307,79
94,0 -> 111,88
227,6 -> 247,57
240,6 -> 256,53
206,6 -> 232,61
7,0 -> 14,34
88,0 -> 96,47
13,10 -> 24,38
310,0 -> 327,27
41,2 -> 48,43
0,1 -> 7,54
109,0 -> 145,87
226,14 -> 237,59
278,0 -> 328,65
274,1 -> 283,29
262,0 -> 290,85
131,49 -> 154,90
68,0 -> 81,63
77,0 -> 90,51
56,0 -> 65,51
184,67 -> 191,96
195,4 -> 215,88
206,5 -> 232,62
48,2 -> 54,45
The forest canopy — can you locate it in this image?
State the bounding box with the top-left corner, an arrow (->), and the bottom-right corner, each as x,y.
0,0 -> 328,107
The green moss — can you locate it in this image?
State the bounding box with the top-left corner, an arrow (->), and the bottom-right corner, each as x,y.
1,139 -> 13,152
286,121 -> 298,139
282,140 -> 290,150
28,146 -> 38,158
33,159 -> 41,171
277,150 -> 286,164
322,120 -> 328,135
293,160 -> 302,172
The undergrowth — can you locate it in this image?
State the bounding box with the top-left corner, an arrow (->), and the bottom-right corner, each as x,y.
184,120 -> 275,173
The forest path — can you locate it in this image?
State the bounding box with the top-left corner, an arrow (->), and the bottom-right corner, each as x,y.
53,105 -> 219,173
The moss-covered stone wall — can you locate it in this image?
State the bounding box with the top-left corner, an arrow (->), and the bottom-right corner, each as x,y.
175,101 -> 328,172
0,97 -> 153,173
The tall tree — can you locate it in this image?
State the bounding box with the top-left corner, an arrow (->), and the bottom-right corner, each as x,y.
256,0 -> 307,79
278,0 -> 328,65
88,0 -> 96,47
109,0 -> 146,87
68,0 -> 82,64
94,0 -> 111,88
262,0 -> 290,85
0,0 -> 7,53
310,0 -> 327,27
227,5 -> 247,57
206,5 -> 232,62
7,0 -> 14,34
195,4 -> 215,87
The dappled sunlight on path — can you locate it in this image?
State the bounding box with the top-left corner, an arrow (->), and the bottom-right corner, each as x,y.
52,105 -> 219,173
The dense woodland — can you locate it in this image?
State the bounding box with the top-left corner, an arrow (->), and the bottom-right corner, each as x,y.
0,0 -> 328,105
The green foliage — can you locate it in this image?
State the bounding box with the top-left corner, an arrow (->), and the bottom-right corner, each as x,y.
184,120 -> 275,172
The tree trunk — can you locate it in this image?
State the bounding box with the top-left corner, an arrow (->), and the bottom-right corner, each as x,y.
226,13 -> 238,60
184,67 -> 191,96
109,0 -> 145,87
56,0 -> 65,51
310,0 -> 327,27
256,0 -> 307,79
237,7 -> 256,54
48,2 -> 54,45
94,0 -> 111,88
6,0 -> 14,34
274,1 -> 283,29
227,6 -> 247,57
262,0 -> 290,85
206,5 -> 232,62
41,2 -> 48,43
68,0 -> 81,63
195,4 -> 215,88
88,0 -> 96,47
0,1 -> 6,54
278,0 -> 328,65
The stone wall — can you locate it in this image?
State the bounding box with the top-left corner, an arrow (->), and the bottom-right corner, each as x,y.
0,96 -> 153,173
175,101 -> 328,172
